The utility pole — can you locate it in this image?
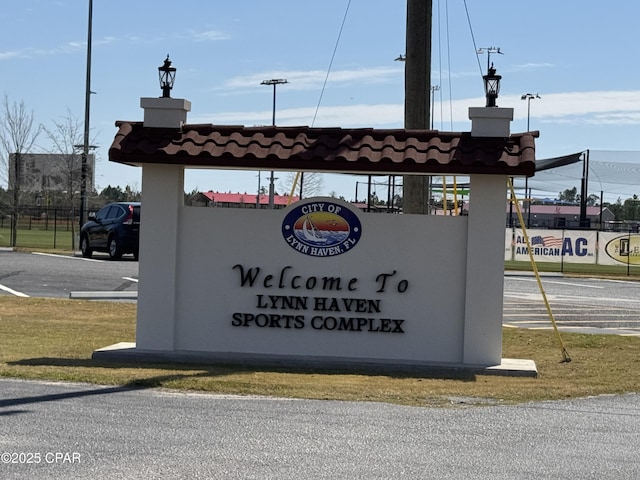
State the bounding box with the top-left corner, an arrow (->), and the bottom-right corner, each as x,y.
261,78 -> 288,208
11,152 -> 20,247
580,150 -> 590,228
80,0 -> 93,230
403,0 -> 432,214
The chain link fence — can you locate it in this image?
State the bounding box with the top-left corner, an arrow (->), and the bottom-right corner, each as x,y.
0,205 -> 80,250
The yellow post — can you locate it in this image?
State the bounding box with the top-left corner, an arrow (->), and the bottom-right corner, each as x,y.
508,178 -> 571,362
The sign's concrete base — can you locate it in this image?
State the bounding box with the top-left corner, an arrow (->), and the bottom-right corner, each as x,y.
92,343 -> 538,378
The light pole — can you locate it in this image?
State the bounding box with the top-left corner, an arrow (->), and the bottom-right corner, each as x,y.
430,85 -> 439,129
521,93 -> 541,131
580,150 -> 590,228
590,166 -> 604,228
520,93 -> 540,227
261,79 -> 288,208
256,171 -> 269,208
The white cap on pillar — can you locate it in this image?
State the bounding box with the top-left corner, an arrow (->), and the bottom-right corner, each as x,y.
468,107 -> 514,138
140,97 -> 191,129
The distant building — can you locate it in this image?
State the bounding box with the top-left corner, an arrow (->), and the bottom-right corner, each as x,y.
507,204 -> 615,228
7,153 -> 95,194
352,202 -> 402,213
195,191 -> 299,209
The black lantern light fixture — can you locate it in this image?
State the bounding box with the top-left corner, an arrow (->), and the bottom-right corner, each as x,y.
158,55 -> 176,98
483,63 -> 501,107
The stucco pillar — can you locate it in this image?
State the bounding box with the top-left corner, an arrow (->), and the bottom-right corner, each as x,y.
136,163 -> 184,350
462,174 -> 508,365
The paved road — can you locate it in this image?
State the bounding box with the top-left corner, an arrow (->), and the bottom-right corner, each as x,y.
1,378 -> 639,479
503,273 -> 640,336
0,251 -> 138,299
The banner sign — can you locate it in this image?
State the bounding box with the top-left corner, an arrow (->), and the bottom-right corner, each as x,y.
512,229 -> 596,264
504,229 -> 513,261
598,232 -> 640,266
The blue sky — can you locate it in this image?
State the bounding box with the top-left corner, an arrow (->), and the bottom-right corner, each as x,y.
2,0 -> 640,201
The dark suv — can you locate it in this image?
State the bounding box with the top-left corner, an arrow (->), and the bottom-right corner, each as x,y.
80,202 -> 141,260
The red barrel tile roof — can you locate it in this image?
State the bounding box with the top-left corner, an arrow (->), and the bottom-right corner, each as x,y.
109,122 -> 537,177
202,191 -> 299,206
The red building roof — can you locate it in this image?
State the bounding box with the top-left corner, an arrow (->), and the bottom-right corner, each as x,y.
526,205 -> 603,216
109,123 -> 537,177
202,191 -> 299,206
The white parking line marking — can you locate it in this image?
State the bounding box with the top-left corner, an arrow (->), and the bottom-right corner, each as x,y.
122,277 -> 138,283
0,284 -> 29,297
504,313 -> 638,318
507,277 -> 604,289
507,319 -> 640,324
32,252 -> 104,262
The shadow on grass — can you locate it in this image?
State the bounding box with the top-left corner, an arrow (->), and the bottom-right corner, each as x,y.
8,357 -> 477,382
1,357 -> 477,412
2,360 -> 234,410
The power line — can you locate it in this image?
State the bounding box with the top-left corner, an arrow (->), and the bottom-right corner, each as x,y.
311,0 -> 352,127
436,0 -> 443,129
445,0 -> 453,129
463,0 -> 483,79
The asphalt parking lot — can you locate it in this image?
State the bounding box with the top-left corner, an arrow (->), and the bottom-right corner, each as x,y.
0,251 -> 138,299
1,378 -> 639,479
503,272 -> 640,336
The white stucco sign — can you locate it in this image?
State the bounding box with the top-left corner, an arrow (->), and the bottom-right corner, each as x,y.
211,196 -> 466,364
96,99 -> 537,374
94,164 -> 532,373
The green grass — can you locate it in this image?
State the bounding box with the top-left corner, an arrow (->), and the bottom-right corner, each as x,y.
1,297 -> 639,407
505,260 -> 640,277
0,226 -> 75,250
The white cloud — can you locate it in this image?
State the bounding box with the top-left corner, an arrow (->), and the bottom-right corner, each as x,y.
220,66 -> 402,92
501,91 -> 640,125
192,30 -> 229,42
0,50 -> 23,60
193,88 -> 640,129
0,35 -> 117,61
507,62 -> 554,72
589,112 -> 640,125
193,103 -> 404,128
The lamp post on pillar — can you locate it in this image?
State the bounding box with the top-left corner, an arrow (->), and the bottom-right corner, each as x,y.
261,79 -> 288,209
158,55 -> 177,98
482,63 -> 502,107
140,56 -> 190,130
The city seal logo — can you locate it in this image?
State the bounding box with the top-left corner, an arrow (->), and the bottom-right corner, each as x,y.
282,198 -> 362,257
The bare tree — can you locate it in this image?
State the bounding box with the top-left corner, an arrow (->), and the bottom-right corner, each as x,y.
279,171 -> 324,199
0,95 -> 42,246
43,109 -> 86,250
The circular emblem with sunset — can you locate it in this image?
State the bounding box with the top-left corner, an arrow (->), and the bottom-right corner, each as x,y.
281,199 -> 362,257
